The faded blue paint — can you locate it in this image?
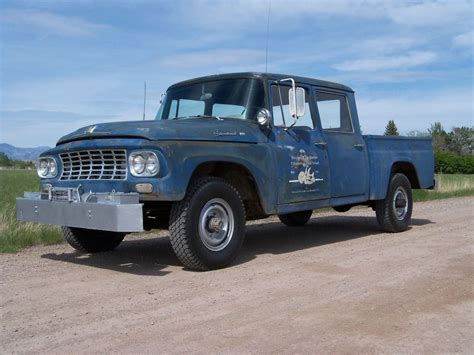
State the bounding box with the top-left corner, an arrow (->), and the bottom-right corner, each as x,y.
271,127 -> 331,204
164,141 -> 277,212
364,135 -> 434,200
58,118 -> 266,145
37,72 -> 435,219
318,90 -> 369,199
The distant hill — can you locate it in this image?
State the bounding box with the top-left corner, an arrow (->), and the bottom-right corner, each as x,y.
0,143 -> 50,161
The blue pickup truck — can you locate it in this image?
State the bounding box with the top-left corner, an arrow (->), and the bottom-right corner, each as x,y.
17,72 -> 435,270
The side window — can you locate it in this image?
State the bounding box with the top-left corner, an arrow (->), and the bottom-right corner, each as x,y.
315,91 -> 353,133
271,85 -> 314,129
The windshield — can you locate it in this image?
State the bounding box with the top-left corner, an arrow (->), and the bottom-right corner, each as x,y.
156,78 -> 265,121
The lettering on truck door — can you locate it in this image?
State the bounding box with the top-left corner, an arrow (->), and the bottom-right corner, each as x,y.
271,84 -> 331,204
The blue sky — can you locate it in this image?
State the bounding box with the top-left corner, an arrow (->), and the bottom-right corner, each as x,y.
1,0 -> 473,147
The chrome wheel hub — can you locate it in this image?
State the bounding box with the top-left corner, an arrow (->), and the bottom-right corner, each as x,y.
393,187 -> 408,220
208,217 -> 224,232
199,198 -> 234,251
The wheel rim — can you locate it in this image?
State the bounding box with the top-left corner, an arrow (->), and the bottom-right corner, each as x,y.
392,187 -> 408,220
198,198 -> 234,251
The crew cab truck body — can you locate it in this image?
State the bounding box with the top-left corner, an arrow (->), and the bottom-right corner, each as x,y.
17,73 -> 435,270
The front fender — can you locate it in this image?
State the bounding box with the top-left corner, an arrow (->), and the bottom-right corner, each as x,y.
155,141 -> 277,214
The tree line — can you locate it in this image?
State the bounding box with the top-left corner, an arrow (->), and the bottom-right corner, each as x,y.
384,120 -> 473,174
0,153 -> 35,169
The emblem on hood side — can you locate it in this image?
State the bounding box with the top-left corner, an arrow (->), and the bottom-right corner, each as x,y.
84,125 -> 97,134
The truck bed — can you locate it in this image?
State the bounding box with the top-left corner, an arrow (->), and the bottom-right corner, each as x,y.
363,135 -> 435,200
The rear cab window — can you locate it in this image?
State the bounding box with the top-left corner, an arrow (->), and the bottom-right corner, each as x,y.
314,91 -> 353,133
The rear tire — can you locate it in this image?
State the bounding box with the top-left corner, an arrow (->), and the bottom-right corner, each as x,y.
169,177 -> 246,271
62,227 -> 125,253
375,173 -> 413,232
333,205 -> 351,213
278,210 -> 312,226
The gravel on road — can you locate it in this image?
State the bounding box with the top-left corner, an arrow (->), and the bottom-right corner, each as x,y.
1,197 -> 473,353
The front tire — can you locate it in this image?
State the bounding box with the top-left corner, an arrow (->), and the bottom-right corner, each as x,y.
375,173 -> 413,232
62,227 -> 125,253
169,177 -> 246,271
278,210 -> 312,226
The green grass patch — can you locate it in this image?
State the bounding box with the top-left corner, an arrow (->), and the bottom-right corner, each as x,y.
0,170 -> 62,253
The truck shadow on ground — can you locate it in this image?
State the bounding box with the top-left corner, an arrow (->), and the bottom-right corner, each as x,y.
41,215 -> 433,276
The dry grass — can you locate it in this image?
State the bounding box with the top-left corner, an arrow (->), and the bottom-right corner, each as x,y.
0,170 -> 62,253
413,174 -> 474,201
0,170 -> 473,253
436,174 -> 474,192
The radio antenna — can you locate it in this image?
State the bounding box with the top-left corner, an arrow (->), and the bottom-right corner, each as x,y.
142,81 -> 147,120
265,0 -> 271,73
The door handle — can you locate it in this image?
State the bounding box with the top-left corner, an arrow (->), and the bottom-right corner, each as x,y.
353,143 -> 365,150
314,142 -> 327,148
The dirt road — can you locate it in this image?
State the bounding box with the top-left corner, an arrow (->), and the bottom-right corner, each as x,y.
1,197 -> 473,353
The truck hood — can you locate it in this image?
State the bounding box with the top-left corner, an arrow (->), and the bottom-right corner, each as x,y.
57,118 -> 267,145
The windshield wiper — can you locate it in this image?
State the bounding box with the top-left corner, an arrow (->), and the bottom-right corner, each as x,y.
195,115 -> 223,121
175,115 -> 223,121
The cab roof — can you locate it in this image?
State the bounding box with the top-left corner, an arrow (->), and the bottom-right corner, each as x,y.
168,72 -> 354,93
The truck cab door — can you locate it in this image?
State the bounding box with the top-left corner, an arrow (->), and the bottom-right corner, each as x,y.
270,84 -> 331,204
313,89 -> 369,198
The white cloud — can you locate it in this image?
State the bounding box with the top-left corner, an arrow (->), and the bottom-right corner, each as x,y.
160,49 -> 265,69
174,0 -> 472,31
1,0 -> 472,146
172,0 -> 378,32
453,31 -> 473,48
0,110 -> 117,147
387,0 -> 473,27
2,75 -> 124,113
1,110 -> 116,124
334,51 -> 437,71
1,9 -> 112,37
350,37 -> 421,56
357,88 -> 474,134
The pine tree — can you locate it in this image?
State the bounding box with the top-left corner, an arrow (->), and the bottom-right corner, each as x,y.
384,120 -> 399,136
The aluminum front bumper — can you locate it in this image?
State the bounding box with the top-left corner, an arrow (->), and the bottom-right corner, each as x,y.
16,191 -> 143,232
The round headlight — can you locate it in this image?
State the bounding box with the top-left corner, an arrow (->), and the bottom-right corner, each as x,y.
132,155 -> 146,175
37,157 -> 58,178
48,159 -> 58,177
129,151 -> 160,177
145,154 -> 159,175
256,108 -> 272,126
38,160 -> 49,177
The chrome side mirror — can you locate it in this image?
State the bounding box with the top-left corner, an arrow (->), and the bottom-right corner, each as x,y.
289,87 -> 306,118
256,108 -> 272,127
275,78 -> 306,121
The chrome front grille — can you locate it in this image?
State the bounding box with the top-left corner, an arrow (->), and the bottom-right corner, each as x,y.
59,150 -> 127,181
